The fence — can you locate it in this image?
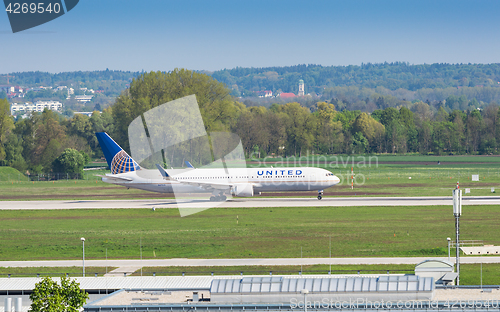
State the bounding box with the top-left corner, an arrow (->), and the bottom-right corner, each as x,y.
0,172 -> 103,182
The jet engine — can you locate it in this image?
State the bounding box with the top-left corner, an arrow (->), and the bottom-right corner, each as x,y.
232,184 -> 254,197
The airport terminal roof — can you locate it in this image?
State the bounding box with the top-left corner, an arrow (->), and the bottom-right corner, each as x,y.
0,274 -> 398,292
210,275 -> 434,294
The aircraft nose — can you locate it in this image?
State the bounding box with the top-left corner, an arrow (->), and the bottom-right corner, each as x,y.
332,175 -> 340,184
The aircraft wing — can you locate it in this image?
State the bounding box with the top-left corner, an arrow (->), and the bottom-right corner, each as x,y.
155,164 -> 233,191
96,175 -> 133,182
175,180 -> 232,191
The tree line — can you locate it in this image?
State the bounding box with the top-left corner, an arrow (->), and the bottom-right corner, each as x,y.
234,101 -> 499,157
1,70 -> 499,177
212,62 -> 500,96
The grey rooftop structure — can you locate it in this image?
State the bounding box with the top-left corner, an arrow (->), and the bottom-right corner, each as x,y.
210,276 -> 435,303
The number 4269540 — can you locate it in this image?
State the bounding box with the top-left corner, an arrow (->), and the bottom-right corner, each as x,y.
5,2 -> 61,14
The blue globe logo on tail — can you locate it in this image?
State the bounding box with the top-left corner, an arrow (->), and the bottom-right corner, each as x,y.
95,132 -> 140,174
110,150 -> 140,174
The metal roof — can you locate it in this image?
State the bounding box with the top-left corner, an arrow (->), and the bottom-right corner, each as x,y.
0,276 -> 228,291
210,275 -> 434,294
415,259 -> 454,270
0,274 -> 393,292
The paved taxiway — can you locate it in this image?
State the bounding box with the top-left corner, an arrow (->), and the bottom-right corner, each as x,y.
2,196 -> 499,270
2,196 -> 500,209
2,256 -> 500,269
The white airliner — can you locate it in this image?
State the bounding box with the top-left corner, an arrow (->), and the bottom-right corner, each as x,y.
96,132 -> 340,200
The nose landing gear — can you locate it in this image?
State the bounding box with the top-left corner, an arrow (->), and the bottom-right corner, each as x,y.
317,190 -> 323,200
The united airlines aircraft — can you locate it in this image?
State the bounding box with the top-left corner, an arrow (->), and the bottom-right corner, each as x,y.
96,132 -> 340,200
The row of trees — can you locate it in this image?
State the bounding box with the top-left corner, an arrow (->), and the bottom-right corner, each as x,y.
321,85 -> 500,111
212,63 -> 500,96
1,70 -> 500,175
3,69 -> 138,92
234,101 -> 500,156
0,98 -> 105,175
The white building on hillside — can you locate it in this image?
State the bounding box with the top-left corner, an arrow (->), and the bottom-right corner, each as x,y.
10,100 -> 62,115
75,95 -> 93,102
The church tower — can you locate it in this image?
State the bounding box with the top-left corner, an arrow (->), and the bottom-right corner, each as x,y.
298,79 -> 305,96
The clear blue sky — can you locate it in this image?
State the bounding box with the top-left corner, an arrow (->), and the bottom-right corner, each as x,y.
1,0 -> 499,73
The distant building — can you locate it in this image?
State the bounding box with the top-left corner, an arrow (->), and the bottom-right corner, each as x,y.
74,111 -> 96,117
35,100 -> 62,112
256,90 -> 273,98
298,79 -> 304,96
278,92 -> 296,99
75,95 -> 93,102
0,85 -> 15,93
10,100 -> 62,115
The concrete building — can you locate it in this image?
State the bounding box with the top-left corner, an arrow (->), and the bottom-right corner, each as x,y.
461,245 -> 500,255
1,273 -> 498,312
10,101 -> 62,115
414,260 -> 456,285
74,112 -> 95,117
0,85 -> 15,93
75,95 -> 93,103
256,90 -> 273,98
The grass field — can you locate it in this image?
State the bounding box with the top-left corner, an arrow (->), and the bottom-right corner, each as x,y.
1,156 -> 499,285
0,170 -> 496,199
0,205 -> 498,261
1,154 -> 500,199
0,267 -> 115,278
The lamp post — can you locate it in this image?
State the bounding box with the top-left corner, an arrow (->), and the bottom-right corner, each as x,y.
81,237 -> 85,277
301,289 -> 309,312
447,237 -> 451,262
453,182 -> 462,285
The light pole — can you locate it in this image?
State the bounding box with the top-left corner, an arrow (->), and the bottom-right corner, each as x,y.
453,182 -> 462,285
447,237 -> 451,262
301,289 -> 309,312
81,237 -> 85,277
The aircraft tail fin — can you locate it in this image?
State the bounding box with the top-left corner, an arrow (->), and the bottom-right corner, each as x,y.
185,160 -> 195,168
96,132 -> 141,174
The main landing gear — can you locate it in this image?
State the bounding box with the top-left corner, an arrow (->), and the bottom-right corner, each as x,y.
317,190 -> 323,200
210,192 -> 227,202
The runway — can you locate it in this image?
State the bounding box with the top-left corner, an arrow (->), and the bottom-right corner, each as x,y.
1,196 -> 500,209
2,256 -> 500,269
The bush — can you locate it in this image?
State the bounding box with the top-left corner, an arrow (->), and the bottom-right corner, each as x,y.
52,148 -> 89,179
